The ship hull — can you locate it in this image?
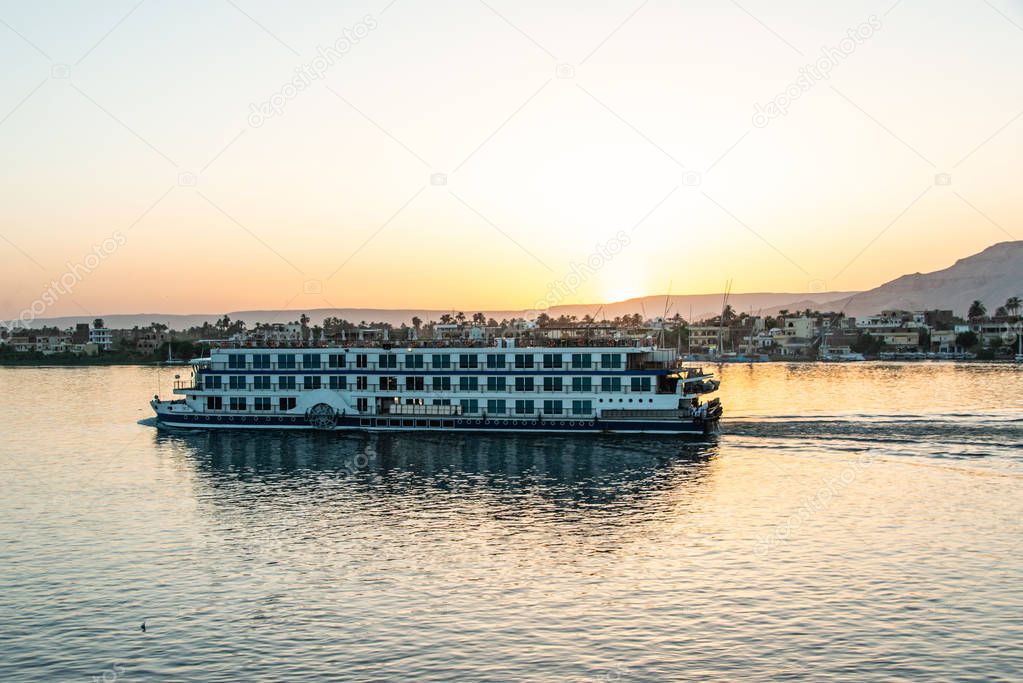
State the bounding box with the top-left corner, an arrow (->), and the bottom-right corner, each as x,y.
153,410 -> 719,436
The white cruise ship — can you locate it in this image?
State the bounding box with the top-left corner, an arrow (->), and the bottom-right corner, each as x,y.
151,341 -> 722,435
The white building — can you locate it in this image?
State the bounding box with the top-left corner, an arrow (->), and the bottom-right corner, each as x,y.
89,327 -> 113,351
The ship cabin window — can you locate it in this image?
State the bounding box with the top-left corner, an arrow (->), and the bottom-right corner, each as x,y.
487,399 -> 506,414
572,377 -> 592,392
329,376 -> 347,390
487,377 -> 506,391
631,377 -> 652,392
542,353 -> 563,369
406,376 -> 425,391
433,399 -> 451,406
432,354 -> 451,369
458,354 -> 479,369
279,397 -> 297,411
571,353 -> 591,369
302,353 -> 321,369
601,377 -> 622,392
600,353 -> 623,369
572,400 -> 592,416
459,377 -> 479,391
514,353 -> 534,369
356,376 -> 368,390
204,375 -> 222,389
543,377 -> 563,392
542,400 -> 563,415
304,376 -> 322,390
460,399 -> 479,414
229,376 -> 247,390
433,377 -> 452,391
229,397 -> 247,411
328,354 -> 345,368
252,354 -> 271,369
514,377 -> 534,392
254,397 -> 271,411
515,399 -> 535,415
379,355 -> 398,369
253,376 -> 271,390
277,354 -> 296,369
380,376 -> 399,391
228,353 -> 246,369
356,354 -> 368,369
206,396 -> 223,410
356,397 -> 368,412
486,354 -> 506,369
405,354 -> 424,369
279,376 -> 297,390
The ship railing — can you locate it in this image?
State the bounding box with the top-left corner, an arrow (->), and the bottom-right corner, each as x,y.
207,360 -> 634,372
180,383 -> 672,395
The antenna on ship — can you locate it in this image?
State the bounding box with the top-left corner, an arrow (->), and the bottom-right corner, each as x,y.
659,281 -> 672,349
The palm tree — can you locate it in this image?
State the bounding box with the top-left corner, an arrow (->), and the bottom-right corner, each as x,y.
472,312 -> 486,325
92,318 -> 104,329
1006,296 -> 1021,318
968,300 -> 986,321
439,313 -> 453,325
411,316 -> 422,330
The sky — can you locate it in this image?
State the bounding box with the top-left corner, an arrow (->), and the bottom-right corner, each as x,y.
0,0 -> 1021,320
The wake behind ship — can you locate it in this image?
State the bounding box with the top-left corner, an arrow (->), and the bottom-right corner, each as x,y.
151,340 -> 722,435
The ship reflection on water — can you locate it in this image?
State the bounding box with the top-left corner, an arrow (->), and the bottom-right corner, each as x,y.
154,429 -> 719,510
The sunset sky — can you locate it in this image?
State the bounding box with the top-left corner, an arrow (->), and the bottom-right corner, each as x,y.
1,0 -> 1020,319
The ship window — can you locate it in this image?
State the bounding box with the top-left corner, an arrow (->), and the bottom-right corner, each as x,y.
543,377 -> 563,392
601,377 -> 622,392
380,376 -> 399,391
277,354 -> 296,369
487,376 -> 506,391
572,377 -> 592,392
356,376 -> 368,390
486,354 -> 505,369
204,375 -> 222,389
460,399 -> 479,414
356,397 -> 368,412
514,399 -> 534,415
206,396 -> 222,410
278,376 -> 296,390
459,354 -> 479,369
229,376 -> 247,390
253,376 -> 271,390
514,354 -> 534,369
487,399 -> 506,414
356,354 -> 368,369
432,354 -> 451,369
254,397 -> 271,411
542,400 -> 563,415
631,377 -> 652,392
514,377 -> 534,392
432,377 -> 451,391
433,399 -> 451,406
379,355 -> 398,369
405,354 -> 424,369
252,354 -> 271,369
406,376 -> 425,391
459,377 -> 479,391
302,353 -> 321,369
229,397 -> 247,411
329,376 -> 347,390
304,376 -> 322,390
542,353 -> 563,369
228,354 -> 246,369
571,353 -> 591,369
328,354 -> 345,368
601,353 -> 622,369
572,400 -> 592,415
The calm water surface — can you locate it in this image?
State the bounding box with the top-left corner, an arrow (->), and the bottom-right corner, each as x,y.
1,363 -> 1021,682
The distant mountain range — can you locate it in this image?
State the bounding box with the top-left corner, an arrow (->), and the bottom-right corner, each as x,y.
786,240 -> 1023,318
26,241 -> 1023,329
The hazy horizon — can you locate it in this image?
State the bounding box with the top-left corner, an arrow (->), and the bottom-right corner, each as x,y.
2,0 -> 1020,319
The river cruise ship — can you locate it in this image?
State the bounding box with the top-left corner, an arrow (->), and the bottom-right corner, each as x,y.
151,341 -> 722,435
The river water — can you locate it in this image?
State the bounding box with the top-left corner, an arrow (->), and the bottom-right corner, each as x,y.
1,363 -> 1021,681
